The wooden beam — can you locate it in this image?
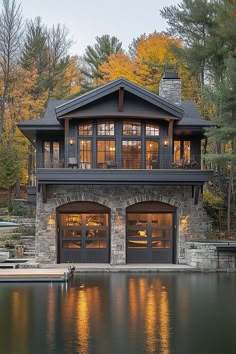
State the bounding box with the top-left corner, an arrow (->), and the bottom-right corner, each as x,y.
168,120 -> 174,138
64,118 -> 71,168
118,87 -> 124,112
193,185 -> 200,205
42,184 -> 47,204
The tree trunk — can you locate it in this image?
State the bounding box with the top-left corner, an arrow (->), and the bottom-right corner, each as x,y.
227,166 -> 233,237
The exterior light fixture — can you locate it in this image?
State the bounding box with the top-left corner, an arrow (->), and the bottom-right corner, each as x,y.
48,214 -> 56,226
69,138 -> 75,145
163,138 -> 169,147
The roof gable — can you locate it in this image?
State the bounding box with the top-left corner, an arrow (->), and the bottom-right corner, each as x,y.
55,78 -> 184,119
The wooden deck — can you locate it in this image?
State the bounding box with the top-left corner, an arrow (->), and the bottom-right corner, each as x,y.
0,268 -> 74,282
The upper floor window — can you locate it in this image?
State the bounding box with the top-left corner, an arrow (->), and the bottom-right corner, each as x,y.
97,121 -> 114,136
174,140 -> 191,166
44,141 -> 60,168
79,123 -> 93,136
123,121 -> 141,136
146,123 -> 159,136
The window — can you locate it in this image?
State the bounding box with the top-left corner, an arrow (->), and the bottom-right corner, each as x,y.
43,141 -> 60,168
123,121 -> 141,136
79,123 -> 93,136
184,141 -> 191,163
146,141 -> 159,169
174,141 -> 181,163
79,140 -> 91,168
97,140 -> 116,168
122,140 -> 141,169
97,121 -> 114,136
174,140 -> 191,167
146,123 -> 159,136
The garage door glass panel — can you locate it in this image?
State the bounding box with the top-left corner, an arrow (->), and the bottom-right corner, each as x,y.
63,230 -> 82,238
86,214 -> 108,226
152,240 -> 170,248
63,214 -> 82,226
63,241 -> 81,248
151,230 -> 172,238
128,240 -> 148,248
127,214 -> 148,226
85,240 -> 107,248
152,214 -> 172,226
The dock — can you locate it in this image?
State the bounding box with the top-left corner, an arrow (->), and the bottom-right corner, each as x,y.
0,268 -> 74,282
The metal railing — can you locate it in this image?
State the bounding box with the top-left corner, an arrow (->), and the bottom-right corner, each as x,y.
36,154 -> 208,170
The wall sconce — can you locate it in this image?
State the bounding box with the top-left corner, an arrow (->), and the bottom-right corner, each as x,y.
115,214 -> 123,231
69,138 -> 75,145
47,214 -> 56,226
163,138 -> 169,147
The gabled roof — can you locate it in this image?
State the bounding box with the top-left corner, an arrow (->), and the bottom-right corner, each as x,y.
55,78 -> 184,119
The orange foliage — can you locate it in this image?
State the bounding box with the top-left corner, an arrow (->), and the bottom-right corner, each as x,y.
98,51 -> 140,85
98,32 -> 197,100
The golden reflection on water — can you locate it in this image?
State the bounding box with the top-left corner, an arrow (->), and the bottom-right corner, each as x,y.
12,290 -> 29,353
76,289 -> 90,354
47,287 -> 55,348
129,277 -> 170,354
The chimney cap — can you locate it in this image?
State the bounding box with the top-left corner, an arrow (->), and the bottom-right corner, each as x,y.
162,72 -> 180,79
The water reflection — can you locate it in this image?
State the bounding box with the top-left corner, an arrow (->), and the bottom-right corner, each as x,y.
0,273 -> 236,354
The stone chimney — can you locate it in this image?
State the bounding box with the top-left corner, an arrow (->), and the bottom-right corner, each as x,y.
159,72 -> 182,105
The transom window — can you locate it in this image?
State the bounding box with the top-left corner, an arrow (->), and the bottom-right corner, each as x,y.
97,121 -> 114,136
146,123 -> 159,136
123,121 -> 141,136
79,123 -> 93,136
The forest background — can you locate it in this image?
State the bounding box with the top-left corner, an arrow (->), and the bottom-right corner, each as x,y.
0,0 -> 235,237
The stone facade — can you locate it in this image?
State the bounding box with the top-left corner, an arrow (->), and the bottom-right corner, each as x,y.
35,184 -> 210,264
185,242 -> 236,270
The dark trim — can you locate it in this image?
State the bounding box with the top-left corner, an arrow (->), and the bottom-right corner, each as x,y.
36,168 -> 213,185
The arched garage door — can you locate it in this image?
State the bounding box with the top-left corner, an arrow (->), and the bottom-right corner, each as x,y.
57,202 -> 110,263
126,202 -> 176,263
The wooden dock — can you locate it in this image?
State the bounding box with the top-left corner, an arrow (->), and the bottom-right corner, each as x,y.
0,268 -> 74,282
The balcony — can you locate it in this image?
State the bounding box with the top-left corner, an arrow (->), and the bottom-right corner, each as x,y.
35,154 -> 212,187
39,154 -> 204,171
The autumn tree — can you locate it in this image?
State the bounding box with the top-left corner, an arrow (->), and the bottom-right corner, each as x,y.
0,0 -> 22,139
98,32 -> 196,100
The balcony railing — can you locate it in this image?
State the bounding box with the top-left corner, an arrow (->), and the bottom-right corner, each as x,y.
36,154 -> 209,170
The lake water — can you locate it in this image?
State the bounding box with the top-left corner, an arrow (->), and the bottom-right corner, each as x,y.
0,272 -> 235,354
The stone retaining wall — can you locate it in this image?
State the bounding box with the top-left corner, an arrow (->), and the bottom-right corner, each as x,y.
185,242 -> 236,270
36,184 -> 211,264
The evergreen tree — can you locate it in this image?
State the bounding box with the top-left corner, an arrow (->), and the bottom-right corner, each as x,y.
81,35 -> 122,87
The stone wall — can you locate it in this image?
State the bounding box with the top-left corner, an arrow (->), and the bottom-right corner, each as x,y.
185,242 -> 236,270
35,184 -> 211,264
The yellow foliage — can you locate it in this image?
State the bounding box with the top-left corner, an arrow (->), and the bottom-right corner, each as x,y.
97,32 -> 198,99
98,51 -> 140,85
